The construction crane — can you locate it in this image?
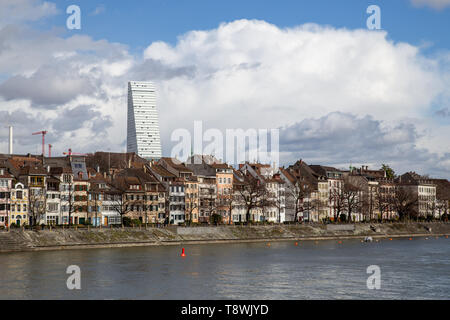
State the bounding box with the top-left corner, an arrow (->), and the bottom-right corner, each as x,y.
63,148 -> 88,156
48,144 -> 52,158
32,131 -> 48,156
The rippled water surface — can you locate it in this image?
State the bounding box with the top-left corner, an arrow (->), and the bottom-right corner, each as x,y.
0,237 -> 449,299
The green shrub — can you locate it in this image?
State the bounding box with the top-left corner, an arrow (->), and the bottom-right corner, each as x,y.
131,219 -> 142,226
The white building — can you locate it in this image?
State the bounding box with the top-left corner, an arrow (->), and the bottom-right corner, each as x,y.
169,182 -> 185,225
127,81 -> 162,160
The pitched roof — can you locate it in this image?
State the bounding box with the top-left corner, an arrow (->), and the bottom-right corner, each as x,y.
160,157 -> 193,172
19,165 -> 47,175
150,164 -> 177,178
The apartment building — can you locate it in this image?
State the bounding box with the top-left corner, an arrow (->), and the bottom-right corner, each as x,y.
310,165 -> 344,221
398,172 -> 436,218
10,182 -> 28,227
212,163 -> 234,224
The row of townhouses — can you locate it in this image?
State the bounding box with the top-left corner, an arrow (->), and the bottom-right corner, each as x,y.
0,152 -> 449,228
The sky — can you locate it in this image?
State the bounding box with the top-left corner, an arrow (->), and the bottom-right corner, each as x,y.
0,0 -> 449,178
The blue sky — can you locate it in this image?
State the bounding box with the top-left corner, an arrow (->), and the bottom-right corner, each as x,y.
1,0 -> 449,178
44,0 -> 450,53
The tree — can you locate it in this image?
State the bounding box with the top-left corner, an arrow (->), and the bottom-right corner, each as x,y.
29,187 -> 46,227
329,184 -> 346,222
271,184 -> 285,224
236,177 -> 267,223
312,195 -> 326,223
109,188 -> 130,228
288,180 -> 314,223
426,201 -> 437,221
202,188 -> 218,224
392,187 -> 418,221
381,164 -> 395,179
210,213 -> 222,225
375,187 -> 394,221
342,180 -> 362,223
436,201 -> 447,220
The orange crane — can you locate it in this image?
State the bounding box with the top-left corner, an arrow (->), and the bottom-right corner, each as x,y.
63,148 -> 88,156
32,131 -> 47,156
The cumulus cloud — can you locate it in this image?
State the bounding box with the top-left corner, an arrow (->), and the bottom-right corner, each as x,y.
0,66 -> 98,106
0,0 -> 57,27
411,0 -> 450,10
0,15 -> 449,178
279,112 -> 450,178
144,20 -> 443,130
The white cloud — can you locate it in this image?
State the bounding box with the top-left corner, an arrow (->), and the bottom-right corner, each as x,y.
411,0 -> 450,10
144,20 -> 443,129
0,18 -> 449,178
0,0 -> 58,27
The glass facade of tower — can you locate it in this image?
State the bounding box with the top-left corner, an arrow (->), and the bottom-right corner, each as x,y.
126,81 -> 162,160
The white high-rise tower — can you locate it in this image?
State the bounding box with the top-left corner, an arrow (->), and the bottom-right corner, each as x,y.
127,81 -> 162,160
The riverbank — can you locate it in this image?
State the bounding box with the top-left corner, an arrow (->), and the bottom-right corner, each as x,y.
0,222 -> 449,253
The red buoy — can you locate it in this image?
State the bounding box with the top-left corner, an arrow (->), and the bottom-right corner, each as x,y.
181,248 -> 186,257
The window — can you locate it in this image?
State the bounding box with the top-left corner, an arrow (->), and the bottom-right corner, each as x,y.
48,203 -> 59,212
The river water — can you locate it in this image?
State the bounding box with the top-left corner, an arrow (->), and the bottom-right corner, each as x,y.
0,237 -> 449,300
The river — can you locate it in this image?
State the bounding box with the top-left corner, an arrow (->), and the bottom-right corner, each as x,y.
0,237 -> 449,299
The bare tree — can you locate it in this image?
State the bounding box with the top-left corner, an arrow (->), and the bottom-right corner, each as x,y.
271,186 -> 285,224
287,180 -> 314,223
436,201 -> 447,220
375,188 -> 394,222
203,190 -> 218,224
235,177 -> 267,223
29,188 -> 46,227
67,179 -> 75,226
392,187 -> 418,221
342,180 -> 363,223
109,189 -> 130,227
329,186 -> 346,222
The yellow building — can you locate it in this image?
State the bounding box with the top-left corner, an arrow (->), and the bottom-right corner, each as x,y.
10,182 -> 28,227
